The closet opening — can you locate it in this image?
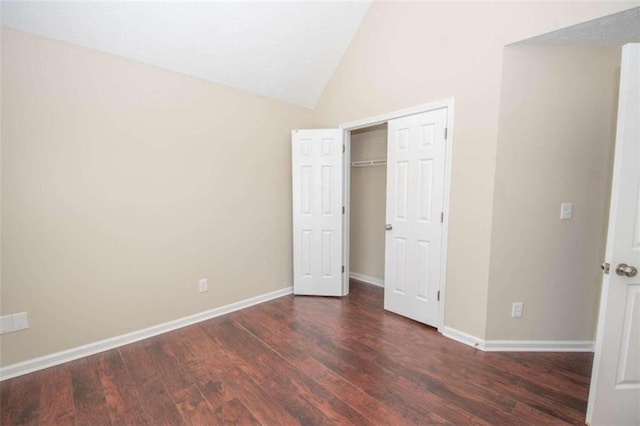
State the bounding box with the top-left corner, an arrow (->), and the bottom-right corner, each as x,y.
347,124 -> 388,290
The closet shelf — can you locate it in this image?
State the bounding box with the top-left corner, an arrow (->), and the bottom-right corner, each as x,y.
351,159 -> 387,168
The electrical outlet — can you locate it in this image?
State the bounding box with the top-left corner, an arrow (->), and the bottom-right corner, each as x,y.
512,302 -> 524,318
560,202 -> 573,220
198,278 -> 208,293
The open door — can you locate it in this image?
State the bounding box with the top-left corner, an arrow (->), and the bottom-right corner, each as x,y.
292,129 -> 344,296
587,43 -> 640,425
383,108 -> 448,327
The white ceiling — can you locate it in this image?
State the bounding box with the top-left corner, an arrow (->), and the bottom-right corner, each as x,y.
517,6 -> 640,46
0,1 -> 372,109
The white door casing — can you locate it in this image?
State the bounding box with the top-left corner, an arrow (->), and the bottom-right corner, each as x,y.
292,129 -> 344,296
384,108 -> 448,327
587,43 -> 640,425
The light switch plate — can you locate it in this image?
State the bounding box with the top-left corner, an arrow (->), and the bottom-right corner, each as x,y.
560,202 -> 573,220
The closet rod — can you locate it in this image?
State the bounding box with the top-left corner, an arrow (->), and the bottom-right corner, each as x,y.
351,159 -> 387,168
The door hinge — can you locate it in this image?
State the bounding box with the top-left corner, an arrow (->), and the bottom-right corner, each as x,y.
437,290 -> 440,301
343,145 -> 345,153
342,266 -> 345,274
444,128 -> 448,140
342,206 -> 345,215
440,212 -> 444,223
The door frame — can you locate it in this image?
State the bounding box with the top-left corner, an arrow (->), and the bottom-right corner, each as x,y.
339,98 -> 455,331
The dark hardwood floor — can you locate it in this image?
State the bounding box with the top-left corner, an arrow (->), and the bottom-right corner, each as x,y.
1,280 -> 593,425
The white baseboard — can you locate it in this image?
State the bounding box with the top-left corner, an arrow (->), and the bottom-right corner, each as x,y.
349,272 -> 384,288
441,326 -> 486,350
483,340 -> 594,352
441,326 -> 594,352
0,286 -> 293,381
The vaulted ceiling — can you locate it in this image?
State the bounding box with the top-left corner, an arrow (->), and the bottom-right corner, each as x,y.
0,1 -> 372,109
4,2 -> 638,108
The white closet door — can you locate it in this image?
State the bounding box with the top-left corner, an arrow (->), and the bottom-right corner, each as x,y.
384,109 -> 447,327
292,129 -> 344,296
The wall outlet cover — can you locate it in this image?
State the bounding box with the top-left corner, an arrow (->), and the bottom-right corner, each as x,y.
12,312 -> 29,331
0,316 -> 13,334
560,202 -> 573,220
198,278 -> 208,293
0,312 -> 29,334
512,302 -> 524,318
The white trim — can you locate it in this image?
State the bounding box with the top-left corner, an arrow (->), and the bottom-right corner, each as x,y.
342,130 -> 351,296
441,326 -> 486,350
484,340 -> 595,352
441,326 -> 594,352
340,98 -> 455,331
437,101 -> 455,333
0,286 -> 293,381
340,98 -> 455,131
349,272 -> 384,288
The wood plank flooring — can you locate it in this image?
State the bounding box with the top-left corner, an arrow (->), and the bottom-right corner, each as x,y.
1,280 -> 594,425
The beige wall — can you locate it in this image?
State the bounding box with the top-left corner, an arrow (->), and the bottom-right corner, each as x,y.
486,46 -> 620,340
0,28 -> 316,365
313,1 -> 634,339
349,124 -> 387,282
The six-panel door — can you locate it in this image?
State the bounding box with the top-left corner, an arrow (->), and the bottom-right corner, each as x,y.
384,109 -> 448,327
292,129 -> 344,296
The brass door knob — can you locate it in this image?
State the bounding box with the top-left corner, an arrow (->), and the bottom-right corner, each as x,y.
615,263 -> 638,278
